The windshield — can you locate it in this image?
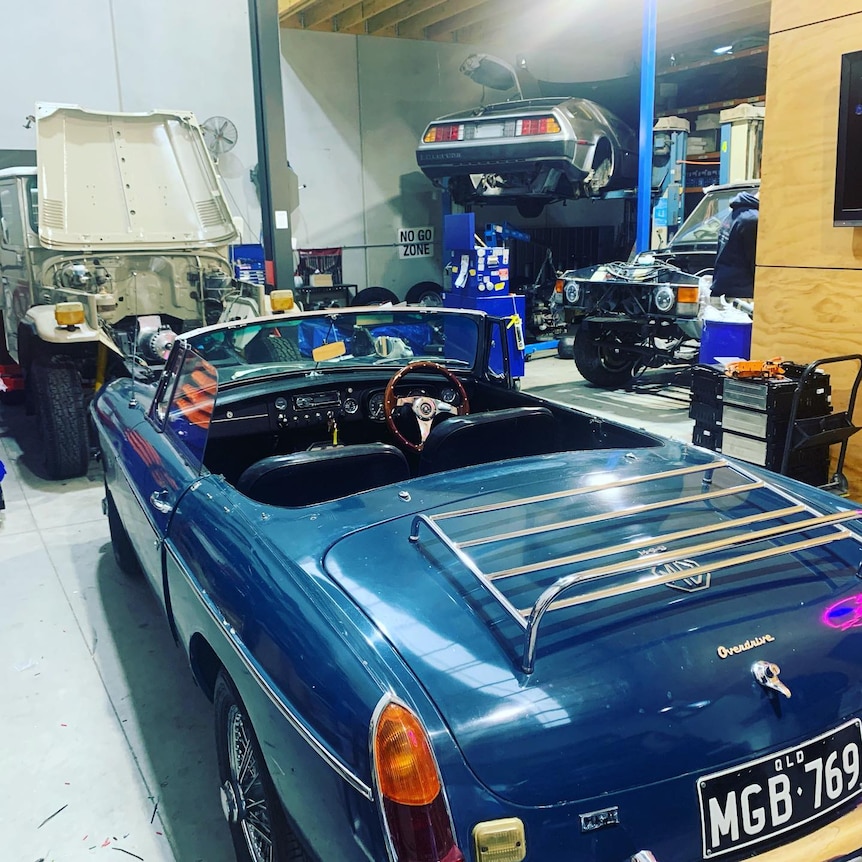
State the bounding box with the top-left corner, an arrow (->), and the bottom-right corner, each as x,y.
671,186 -> 755,248
184,309 -> 482,385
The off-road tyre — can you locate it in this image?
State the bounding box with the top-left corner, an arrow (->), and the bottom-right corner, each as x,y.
245,331 -> 301,363
351,286 -> 400,307
214,671 -> 309,862
31,357 -> 90,479
573,325 -> 638,388
106,491 -> 141,576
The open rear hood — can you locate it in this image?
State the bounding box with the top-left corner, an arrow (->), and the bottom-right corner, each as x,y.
36,103 -> 237,251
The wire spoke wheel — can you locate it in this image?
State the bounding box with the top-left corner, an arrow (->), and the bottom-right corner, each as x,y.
227,704 -> 274,861
215,672 -> 308,862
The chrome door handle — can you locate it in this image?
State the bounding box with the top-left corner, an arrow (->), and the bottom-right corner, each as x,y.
149,489 -> 173,514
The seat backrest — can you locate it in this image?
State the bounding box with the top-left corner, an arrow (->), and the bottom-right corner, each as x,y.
237,443 -> 410,506
418,406 -> 556,476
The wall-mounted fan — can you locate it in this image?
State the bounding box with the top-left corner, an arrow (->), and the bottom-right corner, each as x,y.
201,115 -> 238,159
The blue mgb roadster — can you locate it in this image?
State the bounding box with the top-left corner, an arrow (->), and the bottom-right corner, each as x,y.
92,303 -> 862,862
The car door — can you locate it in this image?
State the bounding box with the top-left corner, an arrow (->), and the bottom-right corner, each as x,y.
0,177 -> 31,358
112,342 -> 217,605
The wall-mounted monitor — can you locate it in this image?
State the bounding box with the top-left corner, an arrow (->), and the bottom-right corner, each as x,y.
834,49 -> 862,226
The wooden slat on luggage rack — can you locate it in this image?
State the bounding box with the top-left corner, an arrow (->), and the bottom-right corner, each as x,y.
408,459 -> 862,673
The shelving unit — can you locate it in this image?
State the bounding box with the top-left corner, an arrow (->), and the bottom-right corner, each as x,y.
655,44 -> 768,119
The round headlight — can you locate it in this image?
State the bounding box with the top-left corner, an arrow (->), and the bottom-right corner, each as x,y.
564,280 -> 580,304
653,284 -> 675,312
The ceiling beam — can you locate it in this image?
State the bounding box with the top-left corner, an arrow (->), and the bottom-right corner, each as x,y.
299,0 -> 364,28
336,0 -> 408,31
279,0 -> 321,17
363,0 -> 453,35
402,0 -> 506,41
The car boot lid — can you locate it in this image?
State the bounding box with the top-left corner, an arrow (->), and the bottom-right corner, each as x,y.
321,450 -> 862,807
35,103 -> 237,251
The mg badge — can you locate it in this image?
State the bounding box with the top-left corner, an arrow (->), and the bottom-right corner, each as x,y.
653,558 -> 712,593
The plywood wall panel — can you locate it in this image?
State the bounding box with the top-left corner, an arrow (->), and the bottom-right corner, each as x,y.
771,0 -> 862,33
758,12 -> 862,269
751,266 -> 862,492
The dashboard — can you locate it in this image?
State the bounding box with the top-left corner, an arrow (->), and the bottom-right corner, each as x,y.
208,379 -> 464,439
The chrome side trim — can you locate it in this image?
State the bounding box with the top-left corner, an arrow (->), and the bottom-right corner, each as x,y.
166,542 -> 373,801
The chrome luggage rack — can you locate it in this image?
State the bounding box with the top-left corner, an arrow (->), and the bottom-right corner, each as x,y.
408,459 -> 862,673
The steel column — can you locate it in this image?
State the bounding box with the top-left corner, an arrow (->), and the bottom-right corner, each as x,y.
636,0 -> 658,253
248,0 -> 295,289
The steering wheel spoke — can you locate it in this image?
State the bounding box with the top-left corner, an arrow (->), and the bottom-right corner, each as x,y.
383,361 -> 470,452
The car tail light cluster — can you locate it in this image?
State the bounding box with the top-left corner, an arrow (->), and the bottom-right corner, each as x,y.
515,116 -> 561,136
423,124 -> 464,143
423,114 -> 561,144
373,702 -> 464,862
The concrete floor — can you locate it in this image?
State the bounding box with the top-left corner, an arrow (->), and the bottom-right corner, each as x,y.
0,352 -> 694,862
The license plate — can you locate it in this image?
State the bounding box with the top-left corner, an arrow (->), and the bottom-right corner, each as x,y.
698,719 -> 862,857
472,122 -> 505,139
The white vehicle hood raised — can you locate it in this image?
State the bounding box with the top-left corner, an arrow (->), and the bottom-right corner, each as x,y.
36,103 -> 237,251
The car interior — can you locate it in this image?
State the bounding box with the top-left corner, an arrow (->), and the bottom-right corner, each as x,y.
201,369 -> 662,507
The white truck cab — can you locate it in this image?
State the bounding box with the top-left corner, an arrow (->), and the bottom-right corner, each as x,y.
0,104 -> 247,478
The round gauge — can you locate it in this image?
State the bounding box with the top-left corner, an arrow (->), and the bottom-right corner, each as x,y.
368,392 -> 385,420
440,387 -> 458,404
343,397 -> 359,415
274,396 -> 287,411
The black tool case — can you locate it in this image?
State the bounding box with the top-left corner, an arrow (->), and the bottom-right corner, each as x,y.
689,356 -> 861,491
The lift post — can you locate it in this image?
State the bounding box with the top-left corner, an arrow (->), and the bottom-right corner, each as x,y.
651,117 -> 690,248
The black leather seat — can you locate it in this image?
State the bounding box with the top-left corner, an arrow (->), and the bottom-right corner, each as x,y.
418,406 -> 556,476
237,443 -> 410,506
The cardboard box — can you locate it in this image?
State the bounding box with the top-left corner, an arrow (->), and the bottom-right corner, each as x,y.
309,273 -> 333,287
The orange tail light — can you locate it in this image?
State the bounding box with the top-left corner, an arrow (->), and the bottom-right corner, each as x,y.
373,701 -> 465,861
374,703 -> 441,806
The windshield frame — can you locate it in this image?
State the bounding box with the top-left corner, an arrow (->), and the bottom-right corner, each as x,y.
181,306 -> 488,388
670,183 -> 760,250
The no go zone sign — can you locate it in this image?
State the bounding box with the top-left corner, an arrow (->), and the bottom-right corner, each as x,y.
398,226 -> 434,258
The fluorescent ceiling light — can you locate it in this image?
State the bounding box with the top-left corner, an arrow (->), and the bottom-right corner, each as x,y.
713,44 -> 734,55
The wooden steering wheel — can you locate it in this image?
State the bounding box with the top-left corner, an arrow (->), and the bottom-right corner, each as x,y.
383,360 -> 470,452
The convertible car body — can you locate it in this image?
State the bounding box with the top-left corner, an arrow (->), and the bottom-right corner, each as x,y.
92,304 -> 862,862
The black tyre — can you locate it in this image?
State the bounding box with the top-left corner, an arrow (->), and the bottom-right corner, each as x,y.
0,389 -> 25,406
106,491 -> 141,576
586,139 -> 613,197
446,175 -> 475,207
351,286 -> 399,307
573,325 -> 638,388
245,331 -> 301,363
516,198 -> 546,219
557,334 -> 576,360
31,357 -> 90,479
214,671 -> 308,862
405,281 -> 443,307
